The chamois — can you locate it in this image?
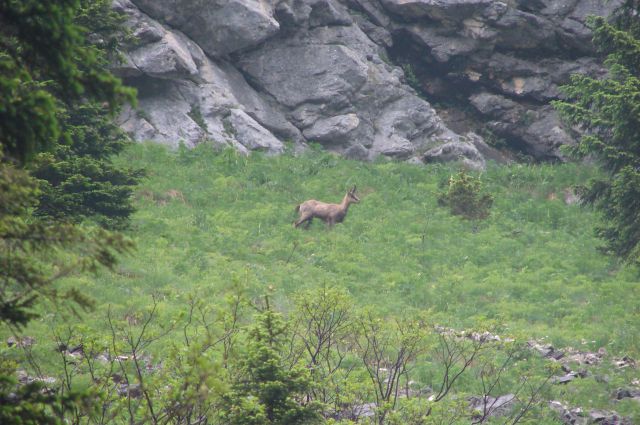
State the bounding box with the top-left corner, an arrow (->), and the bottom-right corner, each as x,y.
294,186 -> 360,228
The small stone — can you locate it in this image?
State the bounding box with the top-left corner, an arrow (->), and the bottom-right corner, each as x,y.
7,336 -> 35,348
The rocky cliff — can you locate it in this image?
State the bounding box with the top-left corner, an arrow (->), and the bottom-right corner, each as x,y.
113,0 -> 622,168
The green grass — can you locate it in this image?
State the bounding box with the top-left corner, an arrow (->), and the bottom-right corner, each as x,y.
12,142 -> 640,420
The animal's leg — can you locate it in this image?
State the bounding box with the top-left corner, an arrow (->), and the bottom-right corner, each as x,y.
294,213 -> 312,228
304,218 -> 312,229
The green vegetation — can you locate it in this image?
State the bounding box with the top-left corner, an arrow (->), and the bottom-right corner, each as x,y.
30,102 -> 143,229
2,1 -> 640,423
400,63 -> 422,94
4,143 -> 638,422
221,301 -> 322,424
438,171 -> 493,221
0,0 -> 133,162
188,104 -> 209,134
0,1 -> 137,422
554,3 -> 640,264
117,144 -> 639,349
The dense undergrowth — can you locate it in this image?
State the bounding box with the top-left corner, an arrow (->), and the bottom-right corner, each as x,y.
6,143 -> 640,423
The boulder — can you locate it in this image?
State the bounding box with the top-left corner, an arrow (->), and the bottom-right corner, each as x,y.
131,0 -> 280,57
238,43 -> 369,108
303,114 -> 361,144
379,0 -> 494,22
423,140 -> 485,170
343,143 -> 370,160
309,0 -> 353,28
225,109 -> 284,154
468,394 -> 516,419
127,32 -> 199,78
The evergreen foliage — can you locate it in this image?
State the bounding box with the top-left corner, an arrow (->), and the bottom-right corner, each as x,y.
553,2 -> 640,263
25,0 -> 142,229
31,103 -> 143,229
222,301 -> 321,425
0,1 -> 136,422
0,0 -> 137,322
0,0 -> 134,162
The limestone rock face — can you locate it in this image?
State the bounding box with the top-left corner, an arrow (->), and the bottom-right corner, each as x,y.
113,0 -> 623,164
379,0 -> 494,21
370,0 -> 621,159
130,0 -> 280,57
113,0 -> 298,153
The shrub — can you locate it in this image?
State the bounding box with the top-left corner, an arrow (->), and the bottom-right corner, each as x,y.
438,171 -> 493,220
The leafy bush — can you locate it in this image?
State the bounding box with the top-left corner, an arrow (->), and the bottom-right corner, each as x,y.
438,171 -> 493,220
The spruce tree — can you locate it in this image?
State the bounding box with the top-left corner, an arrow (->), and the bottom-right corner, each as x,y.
28,0 -> 142,229
221,303 -> 322,425
554,1 -> 640,263
0,1 -> 136,422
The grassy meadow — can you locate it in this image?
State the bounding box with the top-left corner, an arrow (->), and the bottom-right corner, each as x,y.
11,142 -> 640,421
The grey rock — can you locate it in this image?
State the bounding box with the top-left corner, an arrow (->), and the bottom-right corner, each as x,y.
527,340 -> 565,359
113,0 -> 622,164
521,107 -> 574,160
405,25 -> 480,63
225,109 -> 284,154
131,0 -> 280,57
563,346 -> 607,366
7,336 -> 35,348
423,141 -> 485,170
470,93 -> 572,160
347,0 -> 391,27
238,22 -> 463,159
614,388 -> 640,400
549,401 -> 588,425
114,0 -> 301,151
131,18 -> 164,44
238,43 -> 368,108
469,394 -> 516,419
379,0 -> 494,21
613,356 -> 636,369
588,410 -> 632,425
370,95 -> 454,158
353,17 -> 393,48
494,8 -> 556,50
128,32 -> 199,78
466,132 -> 511,164
469,92 -> 520,120
309,0 -> 352,28
118,383 -> 143,398
351,402 -> 376,419
377,134 -> 415,158
119,107 -> 158,142
303,114 -> 360,144
16,370 -> 56,386
344,143 -> 370,160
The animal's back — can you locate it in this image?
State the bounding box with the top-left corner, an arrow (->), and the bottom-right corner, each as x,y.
300,199 -> 336,220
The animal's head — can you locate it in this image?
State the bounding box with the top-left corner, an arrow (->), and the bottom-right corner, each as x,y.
347,185 -> 360,203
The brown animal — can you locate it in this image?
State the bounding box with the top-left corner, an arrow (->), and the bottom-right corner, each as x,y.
294,186 -> 360,228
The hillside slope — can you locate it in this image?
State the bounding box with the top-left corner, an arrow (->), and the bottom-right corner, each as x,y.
20,144 -> 637,422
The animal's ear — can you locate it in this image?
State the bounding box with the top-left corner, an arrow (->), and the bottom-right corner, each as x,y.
351,185 -> 357,193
